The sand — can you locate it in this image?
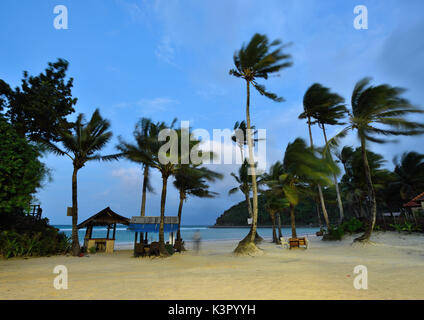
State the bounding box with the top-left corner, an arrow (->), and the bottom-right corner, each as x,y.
0,231 -> 423,300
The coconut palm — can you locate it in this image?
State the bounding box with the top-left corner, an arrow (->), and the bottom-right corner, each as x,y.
261,161 -> 289,243
116,118 -> 156,217
335,146 -> 355,176
301,83 -> 348,223
41,109 -> 119,256
299,84 -> 344,227
173,165 -> 222,246
328,78 -> 424,242
148,123 -> 213,255
229,33 -> 292,253
279,138 -> 336,238
228,160 -> 255,220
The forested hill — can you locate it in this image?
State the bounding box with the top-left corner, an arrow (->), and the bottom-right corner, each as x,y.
214,194 -> 338,227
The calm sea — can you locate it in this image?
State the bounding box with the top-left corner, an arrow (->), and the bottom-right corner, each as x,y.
54,225 -> 319,245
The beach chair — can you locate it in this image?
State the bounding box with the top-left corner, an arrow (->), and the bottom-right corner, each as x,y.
280,236 -> 289,249
288,236 -> 309,249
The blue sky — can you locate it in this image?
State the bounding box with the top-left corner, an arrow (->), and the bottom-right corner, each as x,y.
1,0 -> 423,225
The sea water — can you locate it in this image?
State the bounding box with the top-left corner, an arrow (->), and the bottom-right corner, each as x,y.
54,225 -> 319,245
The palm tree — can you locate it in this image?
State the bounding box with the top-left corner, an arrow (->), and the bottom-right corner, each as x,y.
116,118 -> 156,217
148,123 -> 212,255
261,161 -> 289,243
328,78 -> 424,242
228,160 -> 254,221
229,33 -> 292,253
173,165 -> 222,247
301,83 -> 348,224
41,109 -> 119,256
393,151 -> 424,200
279,138 -> 336,238
335,146 -> 355,176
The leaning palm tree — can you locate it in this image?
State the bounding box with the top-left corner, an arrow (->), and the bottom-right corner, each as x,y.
299,84 -> 340,228
229,33 -> 292,254
327,78 -> 424,242
41,109 -> 119,256
279,138 -> 336,238
173,165 -> 222,247
116,118 -> 156,217
261,161 -> 288,243
301,83 -> 348,224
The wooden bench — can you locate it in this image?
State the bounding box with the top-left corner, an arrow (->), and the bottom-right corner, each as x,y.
289,237 -> 308,249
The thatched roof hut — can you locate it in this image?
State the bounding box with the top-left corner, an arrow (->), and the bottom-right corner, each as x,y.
77,207 -> 129,229
77,207 -> 129,253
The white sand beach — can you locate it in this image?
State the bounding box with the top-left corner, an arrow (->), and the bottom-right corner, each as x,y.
1,231 -> 423,300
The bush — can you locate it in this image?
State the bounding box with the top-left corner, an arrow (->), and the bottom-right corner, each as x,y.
323,218 -> 365,241
88,246 -> 97,254
323,226 -> 345,241
165,244 -> 175,255
341,218 -> 364,234
0,211 -> 71,258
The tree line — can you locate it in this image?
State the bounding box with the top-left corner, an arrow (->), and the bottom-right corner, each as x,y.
1,33 -> 423,258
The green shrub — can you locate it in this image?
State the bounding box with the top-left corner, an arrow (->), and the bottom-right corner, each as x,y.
341,218 -> 364,234
88,246 -> 97,254
324,226 -> 345,241
389,223 -> 403,233
165,244 -> 175,255
0,211 -> 71,258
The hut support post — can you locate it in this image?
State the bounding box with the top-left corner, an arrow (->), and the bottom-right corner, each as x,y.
106,224 -> 110,239
112,223 -> 116,240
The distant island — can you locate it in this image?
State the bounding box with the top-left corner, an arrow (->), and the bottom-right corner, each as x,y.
213,195 -> 337,227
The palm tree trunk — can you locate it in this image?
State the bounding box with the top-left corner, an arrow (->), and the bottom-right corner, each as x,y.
140,165 -> 149,242
270,211 -> 278,243
307,116 -> 331,230
355,137 -> 377,242
71,167 -> 81,256
245,80 -> 259,243
244,192 -> 253,219
290,204 -> 297,238
159,174 -> 169,255
277,212 -> 283,239
316,198 -> 322,228
140,165 -> 149,216
322,124 -> 344,223
176,192 -> 184,241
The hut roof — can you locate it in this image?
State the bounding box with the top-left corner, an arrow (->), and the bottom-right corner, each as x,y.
403,191 -> 424,208
77,207 -> 130,229
411,191 -> 424,202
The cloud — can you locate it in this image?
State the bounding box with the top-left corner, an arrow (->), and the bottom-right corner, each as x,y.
111,167 -> 140,188
116,0 -> 144,22
137,97 -> 178,113
155,36 -> 176,65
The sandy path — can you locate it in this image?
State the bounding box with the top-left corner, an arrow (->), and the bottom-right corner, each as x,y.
0,232 -> 423,299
